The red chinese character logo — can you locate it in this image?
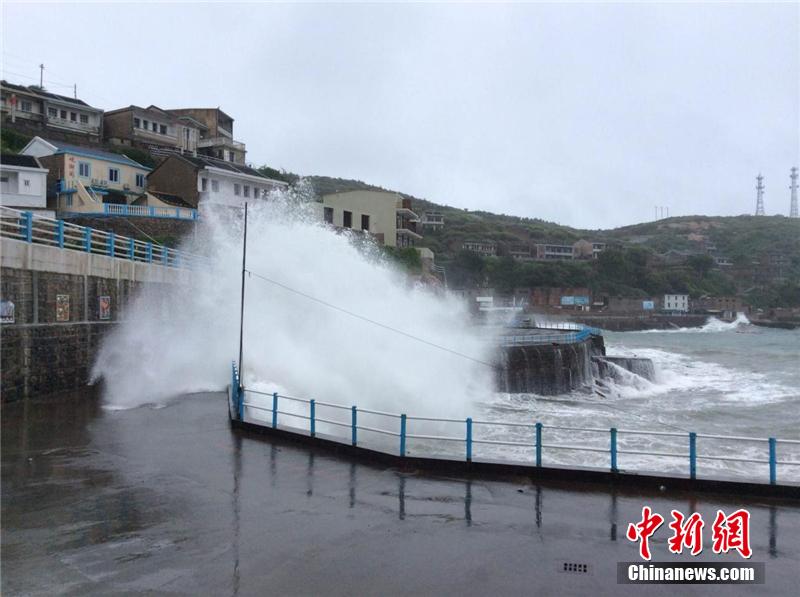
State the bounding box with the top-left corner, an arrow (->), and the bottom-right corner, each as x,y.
712,509 -> 752,558
668,510 -> 705,555
626,506 -> 665,560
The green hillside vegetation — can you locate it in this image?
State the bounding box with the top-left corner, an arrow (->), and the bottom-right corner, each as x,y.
277,173 -> 799,307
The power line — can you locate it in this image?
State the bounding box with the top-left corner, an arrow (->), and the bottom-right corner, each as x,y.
244,267 -> 689,433
244,268 -> 497,369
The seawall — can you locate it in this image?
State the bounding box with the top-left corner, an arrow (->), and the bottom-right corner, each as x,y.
1,237 -> 190,401
496,335 -> 605,394
569,314 -> 708,331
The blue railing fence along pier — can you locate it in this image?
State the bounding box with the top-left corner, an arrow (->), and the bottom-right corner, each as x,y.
0,206 -> 203,269
229,364 -> 800,487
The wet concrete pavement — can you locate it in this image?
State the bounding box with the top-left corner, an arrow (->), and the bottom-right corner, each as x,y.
2,392 -> 799,596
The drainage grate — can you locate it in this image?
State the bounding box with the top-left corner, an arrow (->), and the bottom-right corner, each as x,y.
560,562 -> 591,574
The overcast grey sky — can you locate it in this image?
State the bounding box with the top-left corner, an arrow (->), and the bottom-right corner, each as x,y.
3,1 -> 798,228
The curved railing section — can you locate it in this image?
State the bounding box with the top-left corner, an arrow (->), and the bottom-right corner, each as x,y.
0,206 -> 203,270
229,364 -> 799,487
499,325 -> 602,346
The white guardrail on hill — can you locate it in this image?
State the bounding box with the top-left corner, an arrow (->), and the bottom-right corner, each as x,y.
0,206 -> 204,269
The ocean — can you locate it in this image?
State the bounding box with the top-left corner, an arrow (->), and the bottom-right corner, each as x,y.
479,317 -> 800,481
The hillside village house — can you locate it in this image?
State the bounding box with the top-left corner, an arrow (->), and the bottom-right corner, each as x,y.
663,293 -> 689,313
167,108 -> 246,164
462,240 -> 497,256
103,105 -> 203,154
321,190 -> 423,248
146,153 -> 286,211
1,80 -> 103,142
19,137 -> 194,218
421,211 -> 445,230
0,153 -> 53,217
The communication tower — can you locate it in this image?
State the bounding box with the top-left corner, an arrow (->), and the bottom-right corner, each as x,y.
755,174 -> 765,216
790,167 -> 798,218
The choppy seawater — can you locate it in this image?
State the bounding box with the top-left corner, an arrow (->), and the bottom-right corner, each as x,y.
477,318 -> 800,481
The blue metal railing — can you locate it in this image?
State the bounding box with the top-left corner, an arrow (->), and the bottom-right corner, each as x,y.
0,206 -> 204,270
231,364 -> 800,486
499,326 -> 602,346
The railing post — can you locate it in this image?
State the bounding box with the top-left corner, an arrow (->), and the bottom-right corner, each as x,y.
22,211 -> 32,242
56,219 -> 64,248
84,227 -> 91,252
238,384 -> 244,421
128,238 -> 135,260
162,247 -> 168,265
309,399 -> 316,437
466,417 -> 473,462
769,438 -> 777,485
103,203 -> 109,215
610,427 -> 618,473
272,392 -> 278,429
400,414 -> 407,457
535,422 -> 542,467
108,231 -> 115,257
146,242 -> 153,263
176,207 -> 180,218
689,432 -> 697,480
351,406 -> 358,446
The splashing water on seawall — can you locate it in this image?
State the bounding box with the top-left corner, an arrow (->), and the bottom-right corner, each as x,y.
92,188 -> 495,415
634,311 -> 751,334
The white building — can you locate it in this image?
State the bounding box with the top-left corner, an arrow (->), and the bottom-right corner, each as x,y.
0,153 -> 53,217
146,153 -> 287,212
663,294 -> 689,313
1,80 -> 103,142
321,190 -> 423,248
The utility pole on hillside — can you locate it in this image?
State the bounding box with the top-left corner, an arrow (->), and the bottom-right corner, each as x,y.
790,167 -> 798,218
38,64 -> 44,88
755,174 -> 765,216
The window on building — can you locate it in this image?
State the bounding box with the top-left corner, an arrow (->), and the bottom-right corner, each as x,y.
243,185 -> 249,198
151,122 -> 157,132
133,117 -> 140,128
234,183 -> 241,196
109,168 -> 120,183
20,100 -> 32,112
361,214 -> 370,231
211,180 -> 219,192
78,162 -> 91,177
343,210 -> 352,228
135,174 -> 145,187
48,107 -> 57,118
143,119 -> 149,129
324,207 -> 334,224
201,177 -> 208,192
70,112 -> 77,122
60,109 -> 67,119
159,124 -> 167,135
79,114 -> 88,124
23,179 -> 30,187
253,188 -> 259,199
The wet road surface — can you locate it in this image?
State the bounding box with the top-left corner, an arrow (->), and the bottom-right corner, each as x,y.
2,392 -> 799,596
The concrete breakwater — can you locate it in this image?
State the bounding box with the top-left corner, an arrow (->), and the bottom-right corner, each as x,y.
569,314 -> 708,332
592,356 -> 656,382
496,334 -> 658,395
496,334 -> 606,394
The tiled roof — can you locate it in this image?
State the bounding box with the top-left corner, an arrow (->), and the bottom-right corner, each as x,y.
42,139 -> 150,170
0,153 -> 42,169
1,80 -> 97,109
181,154 -> 285,183
149,191 -> 193,208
